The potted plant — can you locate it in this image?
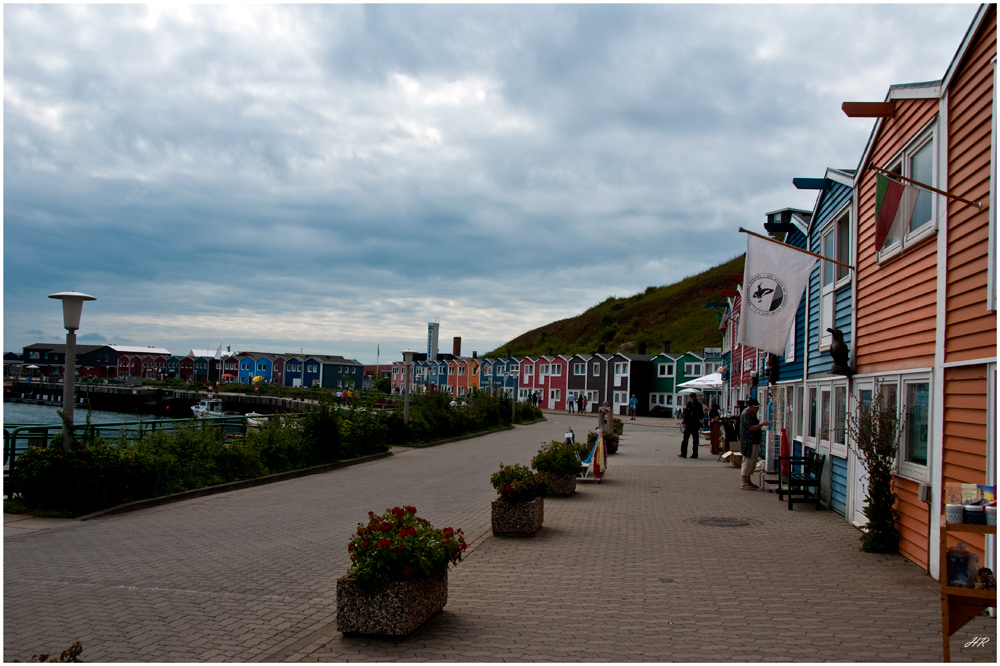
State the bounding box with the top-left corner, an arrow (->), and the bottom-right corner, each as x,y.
587,430 -> 620,455
531,440 -> 580,496
845,384 -> 903,553
613,418 -> 624,435
336,505 -> 466,637
490,463 -> 548,536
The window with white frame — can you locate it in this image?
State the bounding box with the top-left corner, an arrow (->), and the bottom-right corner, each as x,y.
540,364 -> 549,376
879,127 -> 937,259
458,366 -> 465,376
524,365 -> 533,377
685,363 -> 702,376
592,363 -> 601,376
658,363 -> 674,377
458,386 -> 466,396
833,385 -> 848,457
614,362 -> 627,376
573,363 -> 585,375
819,208 -> 851,348
550,389 -> 560,401
551,364 -> 562,375
448,366 -> 456,376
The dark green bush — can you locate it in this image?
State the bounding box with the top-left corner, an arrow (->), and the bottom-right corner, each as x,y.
531,440 -> 582,477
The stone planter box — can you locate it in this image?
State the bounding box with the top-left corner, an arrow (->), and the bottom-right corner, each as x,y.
491,497 -> 544,536
546,473 -> 577,496
336,572 -> 448,637
605,434 -> 620,454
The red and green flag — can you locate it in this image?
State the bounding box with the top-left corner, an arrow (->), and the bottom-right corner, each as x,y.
874,173 -> 919,252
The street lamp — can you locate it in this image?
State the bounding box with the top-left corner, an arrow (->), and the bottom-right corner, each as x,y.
401,350 -> 415,423
49,291 -> 96,450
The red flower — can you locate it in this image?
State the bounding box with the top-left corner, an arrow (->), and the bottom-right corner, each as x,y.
401,565 -> 413,577
379,539 -> 391,548
404,505 -> 417,514
442,527 -> 454,536
460,542 -> 467,550
393,546 -> 404,554
391,506 -> 405,518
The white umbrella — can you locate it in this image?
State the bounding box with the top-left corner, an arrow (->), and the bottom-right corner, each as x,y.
679,388 -> 701,395
677,372 -> 723,389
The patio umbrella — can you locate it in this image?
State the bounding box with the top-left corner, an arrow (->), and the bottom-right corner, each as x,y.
678,387 -> 701,395
677,372 -> 723,389
253,376 -> 265,382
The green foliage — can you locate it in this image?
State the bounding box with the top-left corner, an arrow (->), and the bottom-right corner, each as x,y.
346,506 -> 466,590
846,383 -> 903,553
487,253 -> 744,357
301,397 -> 343,461
490,463 -> 549,504
531,440 -> 582,477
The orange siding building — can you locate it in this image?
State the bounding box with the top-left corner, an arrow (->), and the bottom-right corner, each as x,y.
850,4 -> 995,575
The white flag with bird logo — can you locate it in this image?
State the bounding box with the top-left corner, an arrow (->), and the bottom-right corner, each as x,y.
738,234 -> 817,355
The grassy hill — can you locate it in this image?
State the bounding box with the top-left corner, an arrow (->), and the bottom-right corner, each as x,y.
486,254 -> 745,358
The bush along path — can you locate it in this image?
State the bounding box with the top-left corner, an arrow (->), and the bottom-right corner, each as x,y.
5,391 -> 543,517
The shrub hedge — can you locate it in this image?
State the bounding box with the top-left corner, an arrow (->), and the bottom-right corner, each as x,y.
8,391 -> 543,515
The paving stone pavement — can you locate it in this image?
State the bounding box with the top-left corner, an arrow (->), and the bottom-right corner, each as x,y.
3,414 -> 996,662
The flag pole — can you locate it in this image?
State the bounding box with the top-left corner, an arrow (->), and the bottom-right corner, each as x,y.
866,162 -> 983,209
738,227 -> 854,271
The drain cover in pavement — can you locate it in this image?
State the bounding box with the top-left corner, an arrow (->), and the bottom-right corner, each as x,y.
696,517 -> 753,527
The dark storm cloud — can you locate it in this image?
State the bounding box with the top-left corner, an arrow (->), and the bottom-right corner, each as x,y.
3,3 -> 978,362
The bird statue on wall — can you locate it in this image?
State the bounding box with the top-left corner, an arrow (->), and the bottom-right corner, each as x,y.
766,353 -> 780,385
827,328 -> 853,376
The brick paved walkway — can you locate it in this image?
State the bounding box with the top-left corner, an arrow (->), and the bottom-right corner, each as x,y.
3,413 -> 996,662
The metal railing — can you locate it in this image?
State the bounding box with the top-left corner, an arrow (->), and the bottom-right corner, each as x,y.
3,415 -> 267,470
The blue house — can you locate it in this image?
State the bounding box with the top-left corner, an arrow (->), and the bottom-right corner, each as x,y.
788,168 -> 856,518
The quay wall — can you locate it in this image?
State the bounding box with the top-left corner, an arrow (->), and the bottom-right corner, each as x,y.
4,380 -> 316,419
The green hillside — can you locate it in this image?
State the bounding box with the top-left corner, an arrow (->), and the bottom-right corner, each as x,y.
486,254 -> 745,358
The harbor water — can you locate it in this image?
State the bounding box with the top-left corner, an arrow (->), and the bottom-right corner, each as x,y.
3,401 -> 142,427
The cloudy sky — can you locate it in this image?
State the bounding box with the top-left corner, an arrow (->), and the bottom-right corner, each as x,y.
3,3 -> 980,364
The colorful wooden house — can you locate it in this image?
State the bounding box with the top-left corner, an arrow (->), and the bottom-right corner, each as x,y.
846,3 -> 995,575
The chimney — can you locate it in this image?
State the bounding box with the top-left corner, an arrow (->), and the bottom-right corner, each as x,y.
472,351 -> 477,359
637,342 -> 647,355
597,344 -> 605,354
453,337 -> 462,357
662,341 -> 671,353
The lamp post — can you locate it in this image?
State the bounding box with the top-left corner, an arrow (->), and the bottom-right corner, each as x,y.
401,350 -> 415,424
49,291 -> 96,450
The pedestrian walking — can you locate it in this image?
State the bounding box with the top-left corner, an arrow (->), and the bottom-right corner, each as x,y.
738,398 -> 772,490
678,393 -> 703,458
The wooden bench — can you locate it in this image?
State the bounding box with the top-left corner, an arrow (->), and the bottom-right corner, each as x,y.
776,451 -> 825,510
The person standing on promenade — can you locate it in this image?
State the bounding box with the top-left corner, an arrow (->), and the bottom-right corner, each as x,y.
567,392 -> 575,413
628,394 -> 638,420
739,398 -> 772,490
679,394 -> 703,458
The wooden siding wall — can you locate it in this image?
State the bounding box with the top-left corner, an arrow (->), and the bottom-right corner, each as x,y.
945,7 -> 996,364
942,364 -> 989,560
855,98 -> 940,374
893,476 -> 930,570
807,181 -> 853,377
830,455 -> 848,516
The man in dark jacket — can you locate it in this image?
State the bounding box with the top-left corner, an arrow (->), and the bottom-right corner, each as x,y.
738,398 -> 772,489
678,394 -> 703,458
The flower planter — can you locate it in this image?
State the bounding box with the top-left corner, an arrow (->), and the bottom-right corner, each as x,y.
336,572 -> 448,637
605,434 -> 620,454
491,497 -> 544,536
546,473 -> 577,496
